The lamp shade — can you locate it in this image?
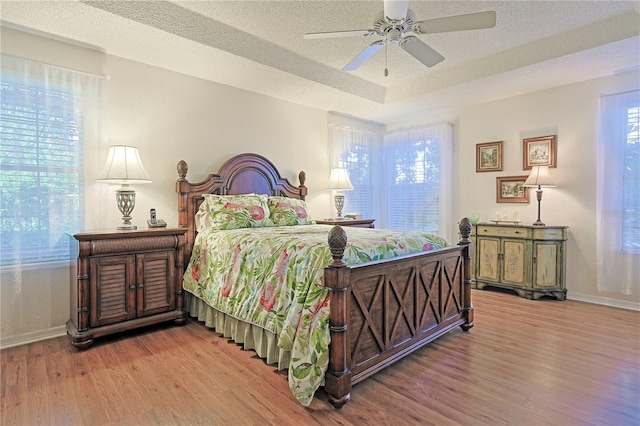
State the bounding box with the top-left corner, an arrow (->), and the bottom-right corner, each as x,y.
523,165 -> 556,188
96,145 -> 152,184
327,168 -> 354,190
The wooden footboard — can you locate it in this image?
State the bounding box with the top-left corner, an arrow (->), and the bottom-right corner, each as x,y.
324,218 -> 474,408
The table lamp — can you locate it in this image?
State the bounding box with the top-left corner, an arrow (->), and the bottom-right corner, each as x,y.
96,145 -> 152,230
327,167 -> 353,218
523,165 -> 557,226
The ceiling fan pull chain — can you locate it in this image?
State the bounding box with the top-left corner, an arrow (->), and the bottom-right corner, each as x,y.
384,42 -> 389,77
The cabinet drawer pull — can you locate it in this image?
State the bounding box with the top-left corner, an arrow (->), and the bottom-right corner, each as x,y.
138,284 -> 145,289
129,284 -> 136,290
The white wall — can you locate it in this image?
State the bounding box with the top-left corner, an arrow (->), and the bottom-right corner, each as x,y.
389,70 -> 640,309
103,55 -> 331,230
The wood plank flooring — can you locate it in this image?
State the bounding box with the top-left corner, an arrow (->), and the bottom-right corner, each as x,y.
2,289 -> 639,425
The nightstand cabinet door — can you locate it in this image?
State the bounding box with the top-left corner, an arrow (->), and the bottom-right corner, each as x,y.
137,250 -> 176,317
89,255 -> 136,327
533,241 -> 563,289
477,237 -> 500,282
500,238 -> 531,286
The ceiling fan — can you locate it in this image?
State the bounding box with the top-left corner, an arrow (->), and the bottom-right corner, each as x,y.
304,0 -> 496,75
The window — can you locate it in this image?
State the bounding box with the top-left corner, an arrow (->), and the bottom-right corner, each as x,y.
332,123 -> 453,239
1,71 -> 83,266
385,139 -> 440,233
330,126 -> 382,221
339,140 -> 378,220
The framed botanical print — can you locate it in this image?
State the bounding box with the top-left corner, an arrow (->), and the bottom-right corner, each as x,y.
496,175 -> 530,203
523,135 -> 556,170
476,141 -> 503,172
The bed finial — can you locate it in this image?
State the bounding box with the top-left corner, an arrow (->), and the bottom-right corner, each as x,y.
458,217 -> 472,244
328,225 -> 347,267
298,171 -> 308,200
177,160 -> 188,180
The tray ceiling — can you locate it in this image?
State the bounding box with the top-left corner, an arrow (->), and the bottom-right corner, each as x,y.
2,1 -> 639,124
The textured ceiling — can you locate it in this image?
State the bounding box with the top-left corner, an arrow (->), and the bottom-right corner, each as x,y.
1,1 -> 639,124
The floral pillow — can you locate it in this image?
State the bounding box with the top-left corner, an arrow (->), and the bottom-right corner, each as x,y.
267,196 -> 313,226
196,194 -> 273,231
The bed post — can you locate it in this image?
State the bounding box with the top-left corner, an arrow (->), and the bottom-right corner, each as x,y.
298,171 -> 308,200
176,160 -> 193,265
324,225 -> 352,409
458,217 -> 475,331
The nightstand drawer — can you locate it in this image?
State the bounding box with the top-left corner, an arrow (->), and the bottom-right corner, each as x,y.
476,225 -> 528,238
533,228 -> 566,240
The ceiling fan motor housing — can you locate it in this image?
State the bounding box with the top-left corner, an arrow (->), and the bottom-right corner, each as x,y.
373,9 -> 418,43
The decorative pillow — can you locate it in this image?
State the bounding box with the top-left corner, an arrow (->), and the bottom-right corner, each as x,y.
196,194 -> 272,231
267,196 -> 313,226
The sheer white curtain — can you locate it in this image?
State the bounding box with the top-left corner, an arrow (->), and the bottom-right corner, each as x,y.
383,124 -> 454,241
0,53 -> 107,267
328,126 -> 382,221
329,123 -> 454,240
1,53 -> 107,343
596,89 -> 639,295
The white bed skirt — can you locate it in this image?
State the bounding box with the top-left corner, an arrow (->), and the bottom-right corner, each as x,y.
183,292 -> 291,370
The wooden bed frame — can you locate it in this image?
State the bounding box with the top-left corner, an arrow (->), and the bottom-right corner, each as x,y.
176,153 -> 474,408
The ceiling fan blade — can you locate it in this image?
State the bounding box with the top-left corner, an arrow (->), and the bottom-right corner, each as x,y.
400,36 -> 445,67
304,29 -> 372,40
343,40 -> 385,71
413,11 -> 497,34
384,0 -> 408,20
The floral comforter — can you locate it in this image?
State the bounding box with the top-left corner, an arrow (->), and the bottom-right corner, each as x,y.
182,224 -> 447,406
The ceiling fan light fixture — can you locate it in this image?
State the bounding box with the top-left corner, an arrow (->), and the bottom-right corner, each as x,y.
387,28 -> 402,44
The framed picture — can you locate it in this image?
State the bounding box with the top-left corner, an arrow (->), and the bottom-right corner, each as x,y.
523,135 -> 556,170
476,141 -> 503,172
496,175 -> 530,203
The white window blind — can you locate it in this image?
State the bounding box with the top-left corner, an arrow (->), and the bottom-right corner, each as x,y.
340,141 -> 377,220
330,126 -> 382,221
1,67 -> 83,266
385,139 -> 440,233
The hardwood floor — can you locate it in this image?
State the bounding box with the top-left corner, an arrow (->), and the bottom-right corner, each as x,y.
2,289 -> 639,425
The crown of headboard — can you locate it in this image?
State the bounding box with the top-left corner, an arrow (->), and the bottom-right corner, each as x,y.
176,153 -> 308,263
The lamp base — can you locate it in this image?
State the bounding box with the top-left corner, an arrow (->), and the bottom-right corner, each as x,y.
532,188 -> 545,227
115,186 -> 137,230
334,192 -> 345,218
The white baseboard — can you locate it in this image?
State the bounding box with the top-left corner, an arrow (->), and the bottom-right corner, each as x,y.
567,292 -> 640,311
0,325 -> 67,350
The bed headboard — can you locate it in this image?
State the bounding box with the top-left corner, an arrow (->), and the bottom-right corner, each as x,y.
176,153 -> 308,263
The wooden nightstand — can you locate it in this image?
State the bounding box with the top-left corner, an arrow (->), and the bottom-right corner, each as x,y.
316,218 -> 375,228
67,227 -> 188,349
